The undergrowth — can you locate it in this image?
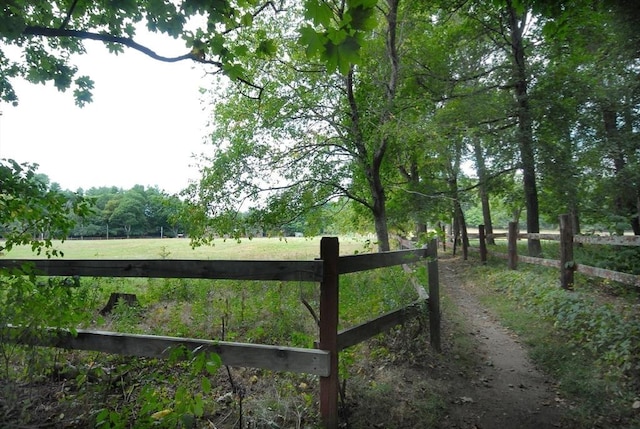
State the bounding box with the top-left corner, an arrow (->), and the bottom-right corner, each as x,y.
472,239 -> 640,275
1,262 -> 428,428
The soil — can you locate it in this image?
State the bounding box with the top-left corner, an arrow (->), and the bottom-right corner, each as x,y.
433,254 -> 567,429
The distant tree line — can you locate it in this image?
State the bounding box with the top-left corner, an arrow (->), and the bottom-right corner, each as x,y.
0,167 -> 188,241
68,185 -> 187,239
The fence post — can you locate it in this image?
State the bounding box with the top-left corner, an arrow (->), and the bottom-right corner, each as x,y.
319,237 -> 339,429
508,221 -> 518,270
427,239 -> 441,352
479,224 -> 487,265
559,214 -> 575,290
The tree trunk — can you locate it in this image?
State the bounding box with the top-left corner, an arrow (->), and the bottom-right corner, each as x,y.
473,140 -> 495,245
506,1 -> 542,257
602,106 -> 639,234
344,0 -> 399,252
454,198 -> 469,260
635,196 -> 640,235
371,174 -> 390,251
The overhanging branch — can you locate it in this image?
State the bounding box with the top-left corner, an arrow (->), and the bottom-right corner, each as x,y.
22,26 -> 223,66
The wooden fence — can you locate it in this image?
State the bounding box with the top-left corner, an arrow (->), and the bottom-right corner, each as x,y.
469,215 -> 640,289
0,237 -> 440,429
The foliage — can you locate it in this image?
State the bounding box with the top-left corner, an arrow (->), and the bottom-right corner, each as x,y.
0,159 -> 92,255
483,265 -> 640,391
75,185 -> 187,239
576,245 -> 640,276
0,0 -> 377,106
184,1 -> 420,251
0,158 -> 97,381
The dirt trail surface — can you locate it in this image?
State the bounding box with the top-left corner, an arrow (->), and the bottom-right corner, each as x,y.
437,254 -> 566,429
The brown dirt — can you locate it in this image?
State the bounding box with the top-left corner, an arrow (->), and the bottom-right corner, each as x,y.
434,254 -> 567,429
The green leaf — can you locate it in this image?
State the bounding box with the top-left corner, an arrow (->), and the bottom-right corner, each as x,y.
256,39 -> 277,57
201,377 -> 212,393
304,0 -> 334,27
240,12 -> 253,27
222,63 -> 245,80
298,26 -> 327,57
205,352 -> 222,374
345,3 -> 377,31
336,35 -> 360,74
326,27 -> 348,45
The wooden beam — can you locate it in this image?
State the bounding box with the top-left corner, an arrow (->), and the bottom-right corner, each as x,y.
559,214 -> 574,289
0,259 -> 323,282
573,235 -> 640,246
337,300 -> 425,351
508,222 -> 518,270
485,233 -> 508,239
2,327 -> 330,376
517,255 -> 561,268
427,239 -> 441,352
337,248 -> 427,274
479,225 -> 487,265
575,264 -> 640,288
525,233 -> 561,241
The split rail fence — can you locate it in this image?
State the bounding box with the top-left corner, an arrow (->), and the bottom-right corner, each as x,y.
468,214 -> 640,289
0,237 -> 440,429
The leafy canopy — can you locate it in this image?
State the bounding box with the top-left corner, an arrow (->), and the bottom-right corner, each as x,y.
0,158 -> 92,256
0,0 -> 378,106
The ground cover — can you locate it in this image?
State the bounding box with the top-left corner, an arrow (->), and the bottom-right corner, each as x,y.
1,238 -> 638,428
467,237 -> 640,276
0,236 -> 430,427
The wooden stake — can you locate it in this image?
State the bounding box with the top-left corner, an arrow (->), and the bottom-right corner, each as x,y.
319,237 -> 339,429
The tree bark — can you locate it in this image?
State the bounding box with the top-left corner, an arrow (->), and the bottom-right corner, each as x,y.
602,105 -> 640,234
473,140 -> 495,245
506,1 -> 542,257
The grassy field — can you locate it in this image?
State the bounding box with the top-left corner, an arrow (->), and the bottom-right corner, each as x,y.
0,235 -> 371,260
1,235 -> 432,428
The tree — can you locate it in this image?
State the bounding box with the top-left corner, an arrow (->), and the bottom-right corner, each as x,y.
0,159 -> 94,364
184,1 -> 406,251
531,2 -> 640,235
0,159 -> 91,253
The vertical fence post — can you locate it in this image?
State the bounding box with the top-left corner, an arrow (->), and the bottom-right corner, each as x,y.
559,214 -> 575,290
479,224 -> 487,265
319,237 -> 339,429
427,238 -> 441,352
508,221 -> 518,270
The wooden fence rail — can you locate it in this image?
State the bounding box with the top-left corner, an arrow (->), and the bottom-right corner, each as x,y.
471,217 -> 640,289
0,237 -> 440,429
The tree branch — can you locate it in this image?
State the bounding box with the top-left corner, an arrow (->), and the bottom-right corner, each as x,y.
59,0 -> 80,30
23,26 -> 222,66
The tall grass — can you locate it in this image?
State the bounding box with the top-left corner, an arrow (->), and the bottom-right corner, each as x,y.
1,236 -> 433,428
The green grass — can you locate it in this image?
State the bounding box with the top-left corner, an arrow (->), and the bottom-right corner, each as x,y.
0,236 -> 369,260
0,236 -> 432,428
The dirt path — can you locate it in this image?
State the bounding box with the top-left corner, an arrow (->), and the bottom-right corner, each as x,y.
437,254 -> 566,429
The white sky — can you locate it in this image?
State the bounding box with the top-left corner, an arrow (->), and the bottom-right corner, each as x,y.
0,33 -> 215,195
